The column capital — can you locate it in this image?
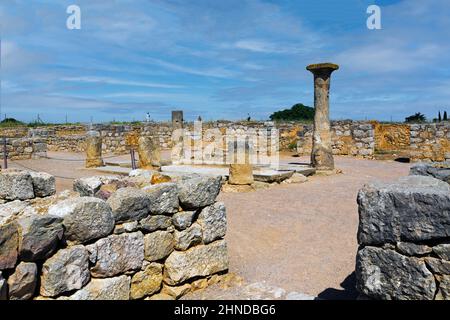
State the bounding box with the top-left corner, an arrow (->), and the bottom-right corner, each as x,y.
306,63 -> 339,76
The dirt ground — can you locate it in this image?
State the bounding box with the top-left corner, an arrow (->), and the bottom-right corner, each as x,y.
9,152 -> 411,299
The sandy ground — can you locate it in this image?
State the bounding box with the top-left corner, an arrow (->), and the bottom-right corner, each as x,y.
8,152 -> 411,299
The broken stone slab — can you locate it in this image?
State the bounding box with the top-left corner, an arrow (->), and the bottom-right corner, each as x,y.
107,187 -> 150,223
356,246 -> 436,300
164,240 -> 229,286
140,215 -> 172,232
253,170 -> 294,184
17,215 -> 64,262
67,275 -> 130,300
198,202 -> 227,244
228,164 -> 254,185
410,162 -> 450,184
174,223 -> 202,251
0,271 -> 7,300
0,170 -> 34,201
142,183 -> 179,215
396,242 -> 432,257
172,211 -> 197,230
161,283 -> 192,299
73,176 -> 120,197
357,175 -> 450,246
40,245 -> 90,297
0,221 -> 19,270
424,258 -> 450,275
130,263 -> 163,300
433,243 -> 450,261
48,197 -> 114,244
29,172 -> 56,198
178,176 -> 222,210
144,231 -> 174,262
7,261 -> 37,300
436,275 -> 450,300
89,232 -> 144,278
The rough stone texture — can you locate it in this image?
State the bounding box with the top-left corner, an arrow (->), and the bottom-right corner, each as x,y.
0,222 -> 19,270
283,173 -> 308,184
17,215 -> 64,261
144,231 -> 175,262
150,173 -> 172,185
357,175 -> 450,245
162,283 -> 192,299
73,176 -> 103,197
85,130 -> 104,168
40,245 -> 90,297
67,275 -> 130,300
130,263 -> 163,299
0,271 -> 7,300
424,258 -> 450,275
433,244 -> 450,261
140,215 -> 172,232
396,242 -> 432,256
146,293 -> 174,300
0,170 -> 34,201
0,200 -> 29,226
48,197 -> 114,244
436,275 -> 450,300
137,136 -> 161,169
174,223 -> 202,251
356,246 -> 436,300
90,232 -> 144,278
29,172 -> 56,198
172,211 -> 197,230
178,176 -> 222,209
229,164 -> 254,185
410,162 -> 450,183
107,187 -> 150,223
143,183 -> 179,215
164,240 -> 229,285
113,221 -> 139,234
7,261 -> 37,300
198,202 -> 227,244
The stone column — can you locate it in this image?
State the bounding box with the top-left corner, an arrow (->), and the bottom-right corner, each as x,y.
172,110 -> 184,130
137,136 -> 161,169
306,63 -> 339,171
85,130 -> 104,168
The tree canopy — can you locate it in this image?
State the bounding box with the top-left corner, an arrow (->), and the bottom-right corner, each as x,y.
405,113 -> 426,123
269,103 -> 315,121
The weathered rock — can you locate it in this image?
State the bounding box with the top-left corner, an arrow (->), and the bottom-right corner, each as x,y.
283,173 -> 308,184
48,197 -> 114,244
140,215 -> 172,232
17,215 -> 64,261
356,246 -> 436,300
129,169 -> 155,179
137,136 -> 161,169
29,172 -> 56,197
73,176 -> 103,196
67,275 -> 130,300
0,222 -> 19,270
7,261 -> 37,300
161,283 -> 192,299
146,293 -> 174,300
40,245 -> 90,297
85,130 -> 104,168
174,223 -> 202,251
113,221 -> 139,234
410,162 -> 450,184
94,183 -> 117,201
144,231 -> 174,262
253,170 -> 294,183
396,242 -> 432,256
107,187 -> 150,223
0,200 -> 29,225
424,258 -> 450,275
90,232 -> 144,278
0,170 -> 34,201
436,275 -> 450,300
191,278 -> 209,292
198,202 -> 227,244
178,176 -> 222,209
164,240 -> 229,285
172,211 -> 197,230
0,271 -> 7,300
143,183 -> 179,215
229,164 -> 254,185
130,263 -> 163,299
151,173 -> 172,185
433,243 -> 450,261
357,176 -> 450,245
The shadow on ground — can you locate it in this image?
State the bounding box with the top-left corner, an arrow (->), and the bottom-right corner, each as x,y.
316,272 -> 358,300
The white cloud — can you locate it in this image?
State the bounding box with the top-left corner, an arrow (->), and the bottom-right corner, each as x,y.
60,76 -> 184,89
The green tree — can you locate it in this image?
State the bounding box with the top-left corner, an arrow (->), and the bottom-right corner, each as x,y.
439,111 -> 442,122
444,111 -> 448,121
405,112 -> 427,123
269,103 -> 315,121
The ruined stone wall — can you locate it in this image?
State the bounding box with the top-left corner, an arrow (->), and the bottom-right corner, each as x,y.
0,170 -> 229,300
355,174 -> 450,300
3,138 -> 47,160
410,123 -> 450,162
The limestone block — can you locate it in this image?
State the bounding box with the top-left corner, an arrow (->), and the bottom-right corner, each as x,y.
0,170 -> 34,201
144,231 -> 174,262
7,262 -> 37,300
0,222 -> 19,270
130,263 -> 163,299
29,172 -> 56,197
142,183 -> 179,215
67,275 -> 130,300
107,187 -> 150,223
198,202 -> 227,244
178,176 -> 222,209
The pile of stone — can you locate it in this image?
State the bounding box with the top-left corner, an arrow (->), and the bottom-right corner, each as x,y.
0,169 -> 229,300
355,175 -> 450,300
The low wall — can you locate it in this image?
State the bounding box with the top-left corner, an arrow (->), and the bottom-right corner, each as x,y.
3,138 -> 47,160
355,173 -> 450,300
0,170 -> 229,300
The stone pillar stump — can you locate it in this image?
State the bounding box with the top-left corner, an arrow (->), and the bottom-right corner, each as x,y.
137,136 -> 161,169
85,130 -> 104,168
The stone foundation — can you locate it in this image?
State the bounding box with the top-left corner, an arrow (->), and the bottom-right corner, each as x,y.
0,169 -> 229,300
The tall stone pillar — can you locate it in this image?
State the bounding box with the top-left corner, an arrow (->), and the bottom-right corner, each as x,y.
306,63 -> 339,171
172,110 -> 184,130
137,136 -> 161,169
85,130 -> 104,168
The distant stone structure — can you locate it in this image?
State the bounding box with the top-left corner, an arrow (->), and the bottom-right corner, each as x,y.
307,63 -> 339,171
172,111 -> 184,130
85,130 -> 104,168
137,136 -> 161,169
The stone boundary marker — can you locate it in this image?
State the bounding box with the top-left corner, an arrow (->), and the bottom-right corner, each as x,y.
355,171 -> 450,300
0,168 -> 229,300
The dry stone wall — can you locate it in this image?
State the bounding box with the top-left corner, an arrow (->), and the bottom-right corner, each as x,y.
3,137 -> 47,160
0,169 -> 229,300
355,174 -> 450,300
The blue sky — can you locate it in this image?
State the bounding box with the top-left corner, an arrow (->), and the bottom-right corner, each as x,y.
1,0 -> 450,123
